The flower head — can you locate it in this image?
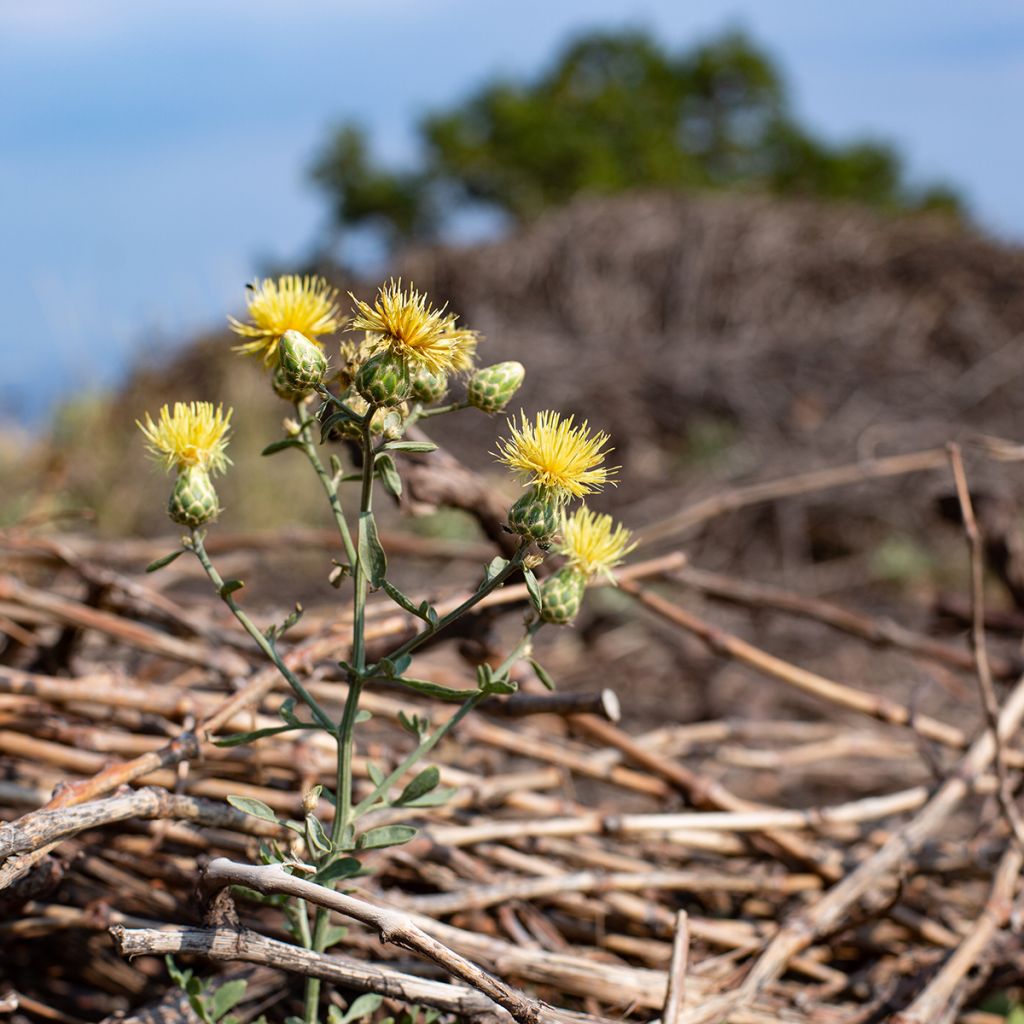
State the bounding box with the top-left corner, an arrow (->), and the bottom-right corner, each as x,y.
556,505 -> 636,582
137,402 -> 233,475
229,275 -> 343,364
349,280 -> 459,375
495,410 -> 616,501
443,318 -> 481,373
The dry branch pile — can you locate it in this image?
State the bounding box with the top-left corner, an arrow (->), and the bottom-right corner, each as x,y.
2,435 -> 1024,1024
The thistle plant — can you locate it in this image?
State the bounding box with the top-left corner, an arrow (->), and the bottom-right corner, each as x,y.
138,275 -> 633,1023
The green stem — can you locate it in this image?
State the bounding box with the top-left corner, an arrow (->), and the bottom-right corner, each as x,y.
407,399 -> 470,424
189,532 -> 335,733
384,544 -> 528,664
294,403 -> 357,569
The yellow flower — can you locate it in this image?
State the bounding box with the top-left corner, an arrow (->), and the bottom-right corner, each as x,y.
557,506 -> 635,582
495,410 -> 616,501
229,275 -> 344,364
137,402 -> 233,475
349,279 -> 459,375
442,317 -> 481,373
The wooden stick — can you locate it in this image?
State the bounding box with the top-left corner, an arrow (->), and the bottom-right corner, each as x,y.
662,910 -> 690,1024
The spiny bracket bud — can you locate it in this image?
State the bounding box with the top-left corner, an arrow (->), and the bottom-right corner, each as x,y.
410,364 -> 448,404
468,361 -> 525,414
540,566 -> 586,625
355,351 -> 411,406
168,465 -> 220,528
508,488 -> 558,545
277,330 -> 328,398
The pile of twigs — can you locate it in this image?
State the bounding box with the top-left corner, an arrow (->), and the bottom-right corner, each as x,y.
2,444 -> 1024,1023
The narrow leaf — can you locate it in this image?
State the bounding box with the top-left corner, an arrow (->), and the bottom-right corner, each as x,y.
210,979 -> 248,1022
355,825 -> 417,850
482,556 -> 509,586
305,814 -> 333,854
357,512 -> 387,589
219,579 -> 245,597
381,441 -> 437,453
145,549 -> 184,573
523,567 -> 543,613
320,924 -> 349,950
214,724 -> 317,748
376,453 -> 402,497
314,857 -> 363,886
396,766 -> 440,806
261,438 -> 304,456
400,786 -> 457,808
339,994 -> 385,1024
529,658 -> 557,692
394,676 -> 481,702
381,579 -> 420,617
226,796 -> 278,824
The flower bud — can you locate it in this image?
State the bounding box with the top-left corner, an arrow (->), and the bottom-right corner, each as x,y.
540,566 -> 586,624
277,330 -> 328,397
410,364 -> 448,404
168,465 -> 220,528
508,488 -> 559,544
468,361 -> 525,414
355,351 -> 411,406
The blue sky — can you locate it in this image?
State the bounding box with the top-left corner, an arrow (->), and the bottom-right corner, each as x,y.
1,0 -> 1022,423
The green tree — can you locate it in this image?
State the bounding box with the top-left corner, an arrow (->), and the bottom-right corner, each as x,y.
310,29 -> 962,243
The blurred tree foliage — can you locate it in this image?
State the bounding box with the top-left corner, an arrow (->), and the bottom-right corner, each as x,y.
310,29 -> 962,243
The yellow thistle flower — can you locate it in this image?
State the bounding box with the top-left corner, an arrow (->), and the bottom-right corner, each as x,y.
349,279 -> 458,376
495,410 -> 616,501
229,275 -> 344,364
442,318 -> 481,373
137,402 -> 233,475
557,506 -> 636,582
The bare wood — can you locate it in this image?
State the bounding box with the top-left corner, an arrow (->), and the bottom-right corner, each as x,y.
662,910 -> 690,1024
200,858 -> 547,1024
892,843 -> 1023,1024
947,442 -> 1024,844
676,670 -> 1024,1023
497,690 -> 621,723
110,925 -> 511,1021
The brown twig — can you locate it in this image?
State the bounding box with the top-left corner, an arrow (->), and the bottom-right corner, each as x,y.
662,910 -> 690,1024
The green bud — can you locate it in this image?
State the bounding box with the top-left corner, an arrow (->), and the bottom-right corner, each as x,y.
508,488 -> 559,544
468,361 -> 525,414
168,465 -> 220,528
271,363 -> 309,402
355,350 -> 411,406
540,566 -> 586,624
410,364 -> 448,404
277,330 -> 328,397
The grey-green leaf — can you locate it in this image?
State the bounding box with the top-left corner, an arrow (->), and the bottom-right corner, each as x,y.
314,857 -> 363,886
261,438 -> 304,456
355,825 -> 417,850
145,549 -> 185,573
482,556 -> 509,586
523,567 -> 543,613
382,440 -> 437,453
394,677 -> 482,702
357,512 -> 387,589
339,994 -> 385,1024
214,724 -> 316,748
396,765 -> 440,806
226,796 -> 278,823
219,579 -> 245,597
210,979 -> 248,1022
376,453 -> 402,497
528,657 -> 557,692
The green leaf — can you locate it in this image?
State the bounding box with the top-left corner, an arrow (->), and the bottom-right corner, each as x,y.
219,579 -> 245,597
320,408 -> 360,442
339,994 -> 385,1024
356,825 -> 417,850
261,438 -> 304,456
226,796 -> 278,823
367,761 -> 386,787
417,601 -> 439,628
354,709 -> 373,724
146,549 -> 185,573
280,603 -> 304,634
165,955 -> 191,988
320,923 -> 349,950
400,786 -> 457,808
381,579 -> 420,617
314,857 -> 363,886
376,453 -> 403,497
477,664 -> 517,695
357,512 -> 387,589
523,567 -> 543,613
279,698 -> 300,725
394,676 -> 482,702
529,658 -> 557,691
214,724 -> 317,748
210,980 -> 248,1022
381,440 -> 437,453
482,556 -> 509,586
305,814 -> 333,854
396,765 -> 440,806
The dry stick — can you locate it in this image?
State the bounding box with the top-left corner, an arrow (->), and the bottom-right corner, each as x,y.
675,671 -> 1024,1024
570,713 -> 843,882
947,442 -> 1024,846
638,446 -> 957,546
0,786 -> 280,861
619,581 -> 1024,767
199,859 -> 548,1024
669,564 -> 1021,681
891,843 -> 1024,1024
662,910 -> 690,1024
110,925 -> 513,1022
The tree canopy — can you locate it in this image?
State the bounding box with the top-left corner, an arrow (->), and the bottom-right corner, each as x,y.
310,29 -> 962,245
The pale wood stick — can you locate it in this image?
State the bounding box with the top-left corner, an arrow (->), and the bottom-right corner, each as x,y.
662,910 -> 690,1024
111,925 -> 512,1021
619,581 -> 1024,766
892,843 -> 1024,1024
200,858 -> 548,1024
676,671 -> 1024,1024
948,442 -> 1024,844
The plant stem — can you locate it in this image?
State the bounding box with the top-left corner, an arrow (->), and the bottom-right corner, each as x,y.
384,544 -> 528,664
407,399 -> 470,424
189,532 -> 335,733
294,402 -> 357,568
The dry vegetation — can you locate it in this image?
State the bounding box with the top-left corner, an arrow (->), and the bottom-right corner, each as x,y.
3,192 -> 1024,1022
